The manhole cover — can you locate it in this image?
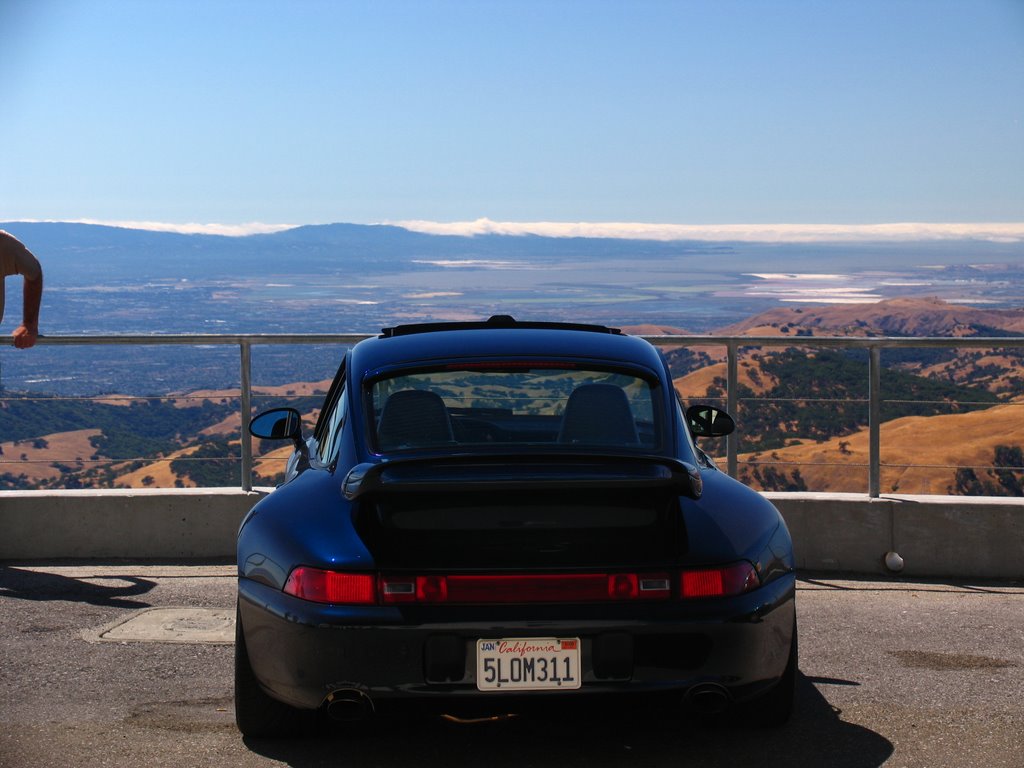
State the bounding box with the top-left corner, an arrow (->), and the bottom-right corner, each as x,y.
92,607 -> 234,644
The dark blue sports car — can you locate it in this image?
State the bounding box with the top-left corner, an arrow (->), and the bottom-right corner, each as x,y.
236,316 -> 796,737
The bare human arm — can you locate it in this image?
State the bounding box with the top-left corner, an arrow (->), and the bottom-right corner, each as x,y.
13,268 -> 43,348
1,230 -> 43,349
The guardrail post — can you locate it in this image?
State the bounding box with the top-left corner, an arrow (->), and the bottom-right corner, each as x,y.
726,339 -> 739,478
240,340 -> 253,492
868,344 -> 881,498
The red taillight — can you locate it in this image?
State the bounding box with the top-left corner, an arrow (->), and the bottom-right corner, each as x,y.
283,567 -> 376,604
450,574 -> 605,603
680,562 -> 759,599
378,573 -> 672,604
283,565 -> 756,605
417,575 -> 448,602
609,573 -> 672,600
608,573 -> 638,599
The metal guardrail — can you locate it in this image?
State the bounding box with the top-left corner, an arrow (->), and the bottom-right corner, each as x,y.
643,334 -> 1024,496
8,333 -> 1024,497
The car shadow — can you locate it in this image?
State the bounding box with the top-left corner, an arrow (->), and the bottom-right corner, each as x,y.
245,672 -> 893,768
0,564 -> 155,608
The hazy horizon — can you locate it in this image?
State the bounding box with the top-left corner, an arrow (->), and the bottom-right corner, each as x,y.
6,217 -> 1024,244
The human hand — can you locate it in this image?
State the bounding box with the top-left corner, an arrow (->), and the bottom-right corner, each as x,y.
12,324 -> 38,349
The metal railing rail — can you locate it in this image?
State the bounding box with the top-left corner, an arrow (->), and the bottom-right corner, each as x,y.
9,333 -> 1024,496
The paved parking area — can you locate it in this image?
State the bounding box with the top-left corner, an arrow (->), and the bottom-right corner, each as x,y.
1,563 -> 1022,768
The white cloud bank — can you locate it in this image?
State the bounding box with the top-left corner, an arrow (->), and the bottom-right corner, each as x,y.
26,219 -> 299,237
391,218 -> 1024,243
14,218 -> 1024,242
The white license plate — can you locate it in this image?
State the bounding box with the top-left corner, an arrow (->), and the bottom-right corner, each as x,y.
476,637 -> 582,691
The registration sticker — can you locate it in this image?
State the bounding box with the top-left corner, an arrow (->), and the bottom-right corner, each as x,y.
476,638 -> 582,691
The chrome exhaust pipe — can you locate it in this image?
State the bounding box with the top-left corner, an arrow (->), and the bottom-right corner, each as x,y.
684,683 -> 732,715
325,689 -> 375,722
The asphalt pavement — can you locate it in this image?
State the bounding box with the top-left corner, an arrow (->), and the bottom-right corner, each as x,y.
1,563 -> 1022,768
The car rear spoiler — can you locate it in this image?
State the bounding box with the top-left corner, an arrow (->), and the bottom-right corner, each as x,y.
342,454 -> 702,501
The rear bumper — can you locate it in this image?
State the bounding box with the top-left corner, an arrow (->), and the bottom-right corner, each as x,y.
238,572 -> 796,712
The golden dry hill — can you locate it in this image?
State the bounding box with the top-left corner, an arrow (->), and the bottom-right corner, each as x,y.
716,296 -> 1024,337
731,402 -> 1024,495
2,380 -> 330,490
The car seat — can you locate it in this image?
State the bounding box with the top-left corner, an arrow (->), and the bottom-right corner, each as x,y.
377,389 -> 455,450
558,383 -> 639,446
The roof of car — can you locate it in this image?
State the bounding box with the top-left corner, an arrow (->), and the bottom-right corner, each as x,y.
350,316 -> 666,375
381,315 -> 622,338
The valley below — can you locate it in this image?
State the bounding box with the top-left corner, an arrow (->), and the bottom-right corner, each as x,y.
1,222 -> 1022,494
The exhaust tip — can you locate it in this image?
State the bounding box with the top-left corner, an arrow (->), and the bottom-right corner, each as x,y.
325,689 -> 375,722
685,683 -> 732,715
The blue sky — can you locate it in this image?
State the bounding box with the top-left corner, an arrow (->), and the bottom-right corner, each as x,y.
2,0 -> 1023,237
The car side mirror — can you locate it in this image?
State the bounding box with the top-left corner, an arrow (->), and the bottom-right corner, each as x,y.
686,405 -> 735,438
250,407 -> 304,447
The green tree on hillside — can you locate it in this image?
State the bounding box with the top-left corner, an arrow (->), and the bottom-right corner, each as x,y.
954,445 -> 1024,496
170,439 -> 240,487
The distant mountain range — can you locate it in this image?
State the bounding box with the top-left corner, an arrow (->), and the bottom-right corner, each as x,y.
3,221 -> 731,283
5,220 -> 1024,285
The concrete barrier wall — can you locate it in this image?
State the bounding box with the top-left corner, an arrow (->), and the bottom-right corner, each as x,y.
1,489 -> 1022,579
768,492 -> 1024,580
0,489 -> 266,560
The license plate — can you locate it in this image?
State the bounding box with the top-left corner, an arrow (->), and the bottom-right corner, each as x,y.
476,637 -> 581,691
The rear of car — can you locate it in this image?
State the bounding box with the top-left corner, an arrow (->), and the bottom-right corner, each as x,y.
236,321 -> 796,736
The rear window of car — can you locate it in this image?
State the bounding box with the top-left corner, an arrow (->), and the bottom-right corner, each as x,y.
367,363 -> 662,453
